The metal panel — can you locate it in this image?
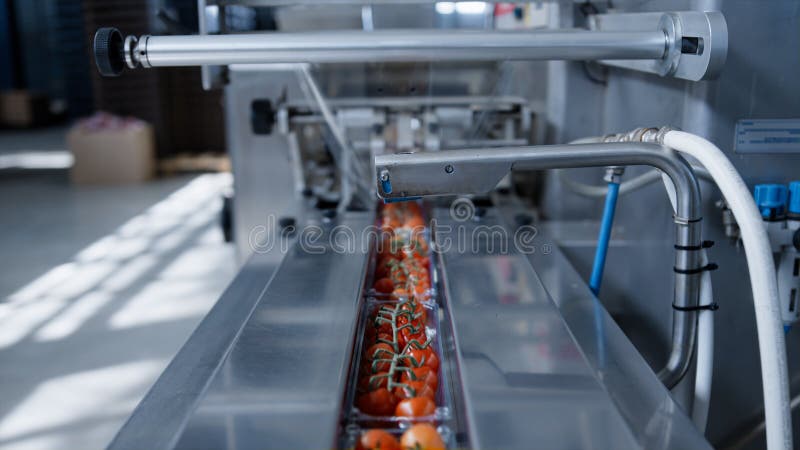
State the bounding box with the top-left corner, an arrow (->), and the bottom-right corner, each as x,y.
172,211 -> 372,449
434,207 -> 710,450
542,1 -> 800,447
109,231 -> 290,450
225,67 -> 302,261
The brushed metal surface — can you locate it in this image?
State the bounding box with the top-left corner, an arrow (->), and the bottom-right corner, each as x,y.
434,207 -> 710,449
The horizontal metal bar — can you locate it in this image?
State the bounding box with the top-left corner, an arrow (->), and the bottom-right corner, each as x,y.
136,29 -> 666,67
284,94 -> 531,110
374,143 -> 700,222
211,0 -> 514,4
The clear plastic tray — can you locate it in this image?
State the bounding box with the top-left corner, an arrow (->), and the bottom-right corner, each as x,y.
338,203 -> 453,448
365,228 -> 439,302
347,299 -> 452,426
342,423 -> 455,450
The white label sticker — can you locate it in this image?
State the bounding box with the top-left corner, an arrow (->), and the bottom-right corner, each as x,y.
735,119 -> 800,154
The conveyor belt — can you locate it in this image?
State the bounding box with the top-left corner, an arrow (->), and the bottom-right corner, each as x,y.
109,206 -> 709,449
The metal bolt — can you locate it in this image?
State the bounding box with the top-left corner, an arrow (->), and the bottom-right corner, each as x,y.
603,166 -> 625,184
444,164 -> 454,174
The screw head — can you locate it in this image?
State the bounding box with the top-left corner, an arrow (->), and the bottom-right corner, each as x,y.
444,164 -> 454,174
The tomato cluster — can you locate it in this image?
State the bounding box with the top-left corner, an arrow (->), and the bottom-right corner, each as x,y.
353,202 -> 446,450
356,299 -> 439,418
373,203 -> 432,300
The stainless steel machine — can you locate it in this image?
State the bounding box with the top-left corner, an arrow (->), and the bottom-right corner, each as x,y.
91,2 -> 800,449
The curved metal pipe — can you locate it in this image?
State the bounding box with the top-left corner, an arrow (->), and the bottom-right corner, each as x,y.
374,142 -> 702,387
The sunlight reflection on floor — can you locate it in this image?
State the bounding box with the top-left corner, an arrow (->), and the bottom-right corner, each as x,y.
0,174 -> 236,450
0,359 -> 163,450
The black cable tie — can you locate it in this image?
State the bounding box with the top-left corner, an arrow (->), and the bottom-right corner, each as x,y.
674,240 -> 716,251
673,302 -> 719,312
673,262 -> 718,275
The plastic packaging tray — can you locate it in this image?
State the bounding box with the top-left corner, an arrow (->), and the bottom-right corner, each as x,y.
346,299 -> 453,426
338,203 -> 453,448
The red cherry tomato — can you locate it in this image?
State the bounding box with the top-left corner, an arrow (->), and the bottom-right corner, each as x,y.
366,343 -> 395,359
390,268 -> 408,286
371,315 -> 394,335
374,277 -> 396,294
394,397 -> 436,418
366,343 -> 395,372
393,380 -> 435,400
398,327 -> 427,349
425,351 -> 440,371
404,346 -> 439,371
376,255 -> 399,279
356,429 -> 400,450
400,424 -> 445,450
400,366 -> 438,390
358,371 -> 390,392
356,388 -> 398,416
375,332 -> 394,345
398,299 -> 426,318
404,215 -> 425,229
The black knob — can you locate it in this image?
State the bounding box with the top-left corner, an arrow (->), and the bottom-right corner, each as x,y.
278,216 -> 296,229
94,28 -> 126,77
793,228 -> 800,252
514,213 -> 533,227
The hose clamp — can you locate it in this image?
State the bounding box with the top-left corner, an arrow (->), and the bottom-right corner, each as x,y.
673,214 -> 702,225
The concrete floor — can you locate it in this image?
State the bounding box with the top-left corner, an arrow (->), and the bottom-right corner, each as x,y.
0,128 -> 237,449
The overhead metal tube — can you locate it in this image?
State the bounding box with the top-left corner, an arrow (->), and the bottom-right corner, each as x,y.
374,142 -> 702,388
128,29 -> 667,67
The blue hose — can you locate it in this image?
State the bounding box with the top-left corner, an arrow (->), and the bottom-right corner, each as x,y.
589,182 -> 620,296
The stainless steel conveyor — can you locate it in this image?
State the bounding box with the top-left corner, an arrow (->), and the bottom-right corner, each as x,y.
108,204 -> 709,449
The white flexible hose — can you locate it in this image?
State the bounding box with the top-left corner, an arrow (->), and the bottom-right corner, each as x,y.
693,250 -> 714,433
663,130 -> 792,450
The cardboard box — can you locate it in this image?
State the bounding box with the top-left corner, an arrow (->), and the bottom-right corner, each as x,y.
68,114 -> 155,184
0,90 -> 50,128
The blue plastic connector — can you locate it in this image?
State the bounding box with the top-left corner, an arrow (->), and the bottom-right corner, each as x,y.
754,184 -> 788,220
788,181 -> 800,216
381,178 -> 392,195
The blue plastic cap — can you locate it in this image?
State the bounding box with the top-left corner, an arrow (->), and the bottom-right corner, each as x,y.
789,181 -> 800,215
754,184 -> 788,219
381,178 -> 392,195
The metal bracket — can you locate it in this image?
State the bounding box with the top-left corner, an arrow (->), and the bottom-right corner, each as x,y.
588,11 -> 728,81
